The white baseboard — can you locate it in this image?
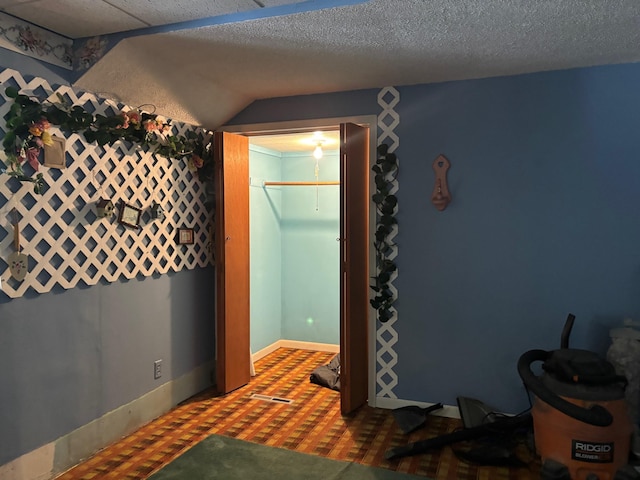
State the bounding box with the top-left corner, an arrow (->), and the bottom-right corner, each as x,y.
252,340 -> 339,362
0,360 -> 214,480
0,444 -> 54,480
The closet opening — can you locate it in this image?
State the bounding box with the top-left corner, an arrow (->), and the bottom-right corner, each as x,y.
248,130 -> 342,363
216,117 -> 376,414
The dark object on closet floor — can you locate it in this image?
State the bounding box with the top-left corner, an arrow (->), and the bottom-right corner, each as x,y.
310,354 -> 340,391
392,402 -> 444,434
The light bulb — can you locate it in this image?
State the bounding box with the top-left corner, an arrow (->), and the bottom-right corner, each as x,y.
313,145 -> 323,159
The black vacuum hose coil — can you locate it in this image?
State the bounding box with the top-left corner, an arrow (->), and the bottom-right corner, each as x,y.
518,349 -> 614,427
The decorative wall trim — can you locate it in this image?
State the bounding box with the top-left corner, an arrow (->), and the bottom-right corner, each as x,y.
375,86 -> 400,398
74,37 -> 109,71
0,68 -> 213,299
0,13 -> 73,70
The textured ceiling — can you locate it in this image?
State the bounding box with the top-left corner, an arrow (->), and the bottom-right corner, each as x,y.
249,130 -> 340,153
3,0 -> 640,134
0,0 -> 302,37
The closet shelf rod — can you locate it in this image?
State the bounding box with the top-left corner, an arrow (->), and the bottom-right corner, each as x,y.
263,181 -> 340,186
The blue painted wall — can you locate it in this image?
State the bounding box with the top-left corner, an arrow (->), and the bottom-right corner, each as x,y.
249,146 -> 340,351
229,62 -> 640,413
0,270 -> 214,466
281,150 -> 340,344
0,59 -> 215,467
249,146 -> 283,351
0,48 -> 71,86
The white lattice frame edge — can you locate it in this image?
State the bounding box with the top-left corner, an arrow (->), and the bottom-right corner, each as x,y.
375,86 -> 400,398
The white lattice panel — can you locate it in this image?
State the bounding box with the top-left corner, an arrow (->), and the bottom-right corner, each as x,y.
376,86 -> 400,398
0,68 -> 213,299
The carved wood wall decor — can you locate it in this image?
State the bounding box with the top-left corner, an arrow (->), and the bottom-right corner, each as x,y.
431,154 -> 451,211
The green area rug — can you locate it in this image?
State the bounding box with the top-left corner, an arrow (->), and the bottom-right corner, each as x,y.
149,434 -> 428,479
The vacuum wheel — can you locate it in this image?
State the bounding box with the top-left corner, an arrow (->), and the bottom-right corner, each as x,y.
614,465 -> 640,480
539,459 -> 570,480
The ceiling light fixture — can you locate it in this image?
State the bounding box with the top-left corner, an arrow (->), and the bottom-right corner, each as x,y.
313,143 -> 323,160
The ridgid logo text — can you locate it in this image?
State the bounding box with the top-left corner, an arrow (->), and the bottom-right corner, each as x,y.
571,440 -> 614,463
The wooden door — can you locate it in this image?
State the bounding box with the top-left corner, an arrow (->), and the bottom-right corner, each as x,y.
214,131 -> 251,394
339,123 -> 370,415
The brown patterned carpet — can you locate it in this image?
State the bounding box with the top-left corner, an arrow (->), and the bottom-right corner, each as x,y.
55,348 -> 540,479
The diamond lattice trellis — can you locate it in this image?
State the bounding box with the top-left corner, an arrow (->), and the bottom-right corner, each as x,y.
0,68 -> 213,299
376,86 -> 400,398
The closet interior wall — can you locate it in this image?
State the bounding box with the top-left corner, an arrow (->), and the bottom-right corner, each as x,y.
249,145 -> 340,353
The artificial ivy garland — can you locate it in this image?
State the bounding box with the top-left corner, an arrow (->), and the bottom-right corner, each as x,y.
1,86 -> 213,194
370,143 -> 398,323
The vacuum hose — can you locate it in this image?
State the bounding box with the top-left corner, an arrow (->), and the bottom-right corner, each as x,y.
517,349 -> 614,427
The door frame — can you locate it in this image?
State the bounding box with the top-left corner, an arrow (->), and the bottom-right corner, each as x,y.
220,115 -> 378,408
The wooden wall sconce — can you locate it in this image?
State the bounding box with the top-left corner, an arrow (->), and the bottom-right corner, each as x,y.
431,154 -> 451,211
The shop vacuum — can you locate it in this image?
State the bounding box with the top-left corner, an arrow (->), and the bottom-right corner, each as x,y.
518,314 -> 640,480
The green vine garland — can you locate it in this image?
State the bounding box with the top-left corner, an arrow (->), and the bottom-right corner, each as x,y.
370,143 -> 398,323
1,86 -> 213,194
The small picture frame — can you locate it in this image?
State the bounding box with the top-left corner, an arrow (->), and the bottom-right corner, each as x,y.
118,203 -> 142,229
43,135 -> 66,169
177,228 -> 194,245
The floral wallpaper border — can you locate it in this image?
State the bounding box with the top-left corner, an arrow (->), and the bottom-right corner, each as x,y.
0,12 -> 73,70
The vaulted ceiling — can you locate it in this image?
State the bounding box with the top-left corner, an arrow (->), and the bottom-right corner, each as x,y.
2,0 -> 640,131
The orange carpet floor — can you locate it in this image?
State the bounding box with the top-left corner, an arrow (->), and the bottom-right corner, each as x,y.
56,348 -> 540,479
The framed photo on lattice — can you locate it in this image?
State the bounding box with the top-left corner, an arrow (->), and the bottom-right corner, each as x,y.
177,228 -> 194,245
43,135 -> 66,169
118,203 -> 141,229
